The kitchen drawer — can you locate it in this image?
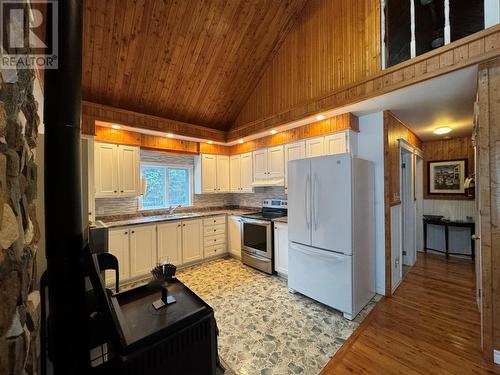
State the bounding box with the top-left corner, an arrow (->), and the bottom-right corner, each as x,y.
203,215 -> 226,226
204,224 -> 225,236
204,234 -> 225,248
204,243 -> 225,258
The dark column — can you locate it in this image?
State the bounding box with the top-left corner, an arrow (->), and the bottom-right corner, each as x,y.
43,1 -> 89,373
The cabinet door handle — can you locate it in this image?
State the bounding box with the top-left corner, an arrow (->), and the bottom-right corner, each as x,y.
183,224 -> 186,227
120,190 -> 124,193
114,190 -> 117,193
124,231 -> 128,235
131,230 -> 135,234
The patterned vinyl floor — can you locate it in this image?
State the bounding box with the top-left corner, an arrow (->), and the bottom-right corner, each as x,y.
176,257 -> 380,375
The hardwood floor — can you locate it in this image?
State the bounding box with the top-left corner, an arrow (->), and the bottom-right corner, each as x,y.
321,252 -> 500,374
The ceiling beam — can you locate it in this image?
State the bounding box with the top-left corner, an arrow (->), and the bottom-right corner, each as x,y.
81,101 -> 227,143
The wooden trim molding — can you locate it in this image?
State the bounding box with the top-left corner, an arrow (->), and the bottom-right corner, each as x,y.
229,113 -> 357,154
82,101 -> 227,143
227,24 -> 500,141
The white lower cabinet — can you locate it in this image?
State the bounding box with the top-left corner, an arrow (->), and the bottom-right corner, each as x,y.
182,219 -> 204,263
274,222 -> 288,276
107,227 -> 131,284
129,224 -> 157,278
228,215 -> 242,257
157,221 -> 183,265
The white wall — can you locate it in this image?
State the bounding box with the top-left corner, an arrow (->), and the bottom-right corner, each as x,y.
357,112 -> 386,295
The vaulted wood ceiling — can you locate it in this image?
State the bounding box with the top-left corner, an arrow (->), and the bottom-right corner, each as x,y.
83,0 -> 308,131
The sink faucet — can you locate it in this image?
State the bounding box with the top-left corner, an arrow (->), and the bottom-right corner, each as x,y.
167,205 -> 182,215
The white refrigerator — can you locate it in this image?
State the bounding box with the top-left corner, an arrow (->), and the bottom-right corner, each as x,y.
288,153 -> 375,320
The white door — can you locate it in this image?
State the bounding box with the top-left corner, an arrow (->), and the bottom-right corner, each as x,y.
284,141 -> 305,188
108,227 -> 130,283
288,158 -> 312,246
217,155 -> 230,192
157,221 -> 183,266
182,219 -> 203,263
201,154 -> 217,193
253,149 -> 268,179
118,145 -> 140,196
267,145 -> 284,178
230,155 -> 241,192
274,222 -> 289,275
95,142 -> 119,197
324,133 -> 347,155
228,215 -> 242,257
306,137 -> 324,158
311,155 -> 352,253
240,152 -> 253,192
129,225 -> 157,278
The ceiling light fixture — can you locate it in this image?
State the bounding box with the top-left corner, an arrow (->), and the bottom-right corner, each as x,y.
166,133 -> 174,138
270,129 -> 277,135
238,139 -> 244,144
207,140 -> 213,144
111,124 -> 121,130
433,127 -> 452,135
315,114 -> 325,121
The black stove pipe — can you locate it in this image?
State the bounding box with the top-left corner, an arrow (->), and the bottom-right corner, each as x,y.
43,1 -> 89,373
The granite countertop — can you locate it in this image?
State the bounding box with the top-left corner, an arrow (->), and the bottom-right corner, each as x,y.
273,217 -> 288,223
96,208 -> 259,228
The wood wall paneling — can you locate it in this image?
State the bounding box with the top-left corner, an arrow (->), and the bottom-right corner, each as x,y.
82,0 -> 308,130
422,137 -> 474,200
477,59 -> 500,360
228,24 -> 500,142
383,111 -> 422,296
229,113 -> 357,154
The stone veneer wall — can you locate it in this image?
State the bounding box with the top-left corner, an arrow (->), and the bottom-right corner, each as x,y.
0,65 -> 41,371
95,151 -> 287,217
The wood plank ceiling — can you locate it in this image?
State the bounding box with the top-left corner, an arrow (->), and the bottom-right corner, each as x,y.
83,0 -> 308,131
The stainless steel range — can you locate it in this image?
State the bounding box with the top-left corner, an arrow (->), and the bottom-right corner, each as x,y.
241,199 -> 287,274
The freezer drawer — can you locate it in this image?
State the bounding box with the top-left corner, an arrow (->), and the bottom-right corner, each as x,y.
288,242 -> 352,316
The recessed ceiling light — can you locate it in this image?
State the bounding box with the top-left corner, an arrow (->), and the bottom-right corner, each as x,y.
270,129 -> 277,135
434,127 -> 452,135
207,140 -> 213,144
166,133 -> 174,138
315,114 -> 325,121
111,124 -> 121,130
238,139 -> 244,144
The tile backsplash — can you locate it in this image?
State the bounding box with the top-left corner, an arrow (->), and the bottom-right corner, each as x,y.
95,150 -> 287,217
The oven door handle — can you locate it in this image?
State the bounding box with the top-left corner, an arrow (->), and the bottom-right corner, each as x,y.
241,218 -> 271,226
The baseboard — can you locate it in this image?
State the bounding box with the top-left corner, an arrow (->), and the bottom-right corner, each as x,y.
494,349 -> 500,365
376,287 -> 386,296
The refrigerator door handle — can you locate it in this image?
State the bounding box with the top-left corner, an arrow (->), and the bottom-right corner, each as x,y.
313,174 -> 318,230
305,174 -> 310,228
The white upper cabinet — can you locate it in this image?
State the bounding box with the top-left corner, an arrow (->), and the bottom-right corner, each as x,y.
284,141 -> 305,188
253,146 -> 284,180
195,154 -> 230,194
230,155 -> 241,192
324,133 -> 347,155
230,153 -> 253,193
118,145 -> 140,195
157,221 -> 183,266
95,142 -> 119,197
267,145 -> 285,178
240,152 -> 253,192
95,142 -> 140,198
129,224 -> 157,278
306,137 -> 325,158
253,149 -> 268,179
217,155 -> 230,193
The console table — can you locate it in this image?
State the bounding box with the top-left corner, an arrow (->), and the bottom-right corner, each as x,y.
423,217 -> 475,259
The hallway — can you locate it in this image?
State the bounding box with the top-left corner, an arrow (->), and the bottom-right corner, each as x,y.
321,252 -> 500,374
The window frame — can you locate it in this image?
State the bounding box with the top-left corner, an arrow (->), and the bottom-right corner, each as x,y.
139,162 -> 194,211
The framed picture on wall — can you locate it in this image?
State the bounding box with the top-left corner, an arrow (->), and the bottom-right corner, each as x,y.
428,159 -> 467,195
